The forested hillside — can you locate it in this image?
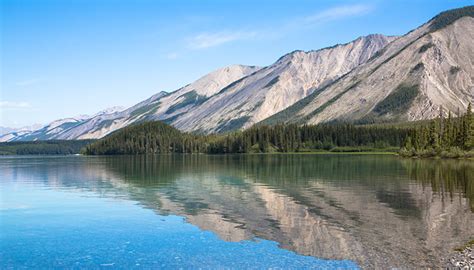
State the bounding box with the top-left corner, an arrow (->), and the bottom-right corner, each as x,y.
82,103 -> 473,157
82,121 -> 411,155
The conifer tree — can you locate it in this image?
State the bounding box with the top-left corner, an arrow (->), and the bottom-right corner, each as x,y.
465,103 -> 473,149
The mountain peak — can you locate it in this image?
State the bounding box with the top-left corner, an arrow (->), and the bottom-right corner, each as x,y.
93,106 -> 125,116
181,64 -> 261,97
276,34 -> 396,64
428,5 -> 474,32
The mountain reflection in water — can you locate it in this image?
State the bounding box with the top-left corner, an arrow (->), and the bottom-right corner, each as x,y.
2,154 -> 473,268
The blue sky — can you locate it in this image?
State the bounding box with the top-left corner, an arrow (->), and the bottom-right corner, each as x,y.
1,0 -> 472,128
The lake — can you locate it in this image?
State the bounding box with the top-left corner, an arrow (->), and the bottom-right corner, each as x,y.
1,154 -> 473,268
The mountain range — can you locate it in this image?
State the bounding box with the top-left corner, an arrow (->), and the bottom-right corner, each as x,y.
2,6 -> 473,142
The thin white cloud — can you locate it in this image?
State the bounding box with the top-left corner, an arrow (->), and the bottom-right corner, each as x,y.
0,101 -> 32,109
179,4 -> 373,54
304,4 -> 373,24
187,31 -> 257,50
266,4 -> 374,40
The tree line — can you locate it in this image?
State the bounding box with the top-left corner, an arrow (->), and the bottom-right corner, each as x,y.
82,121 -> 411,155
400,104 -> 473,158
0,140 -> 95,155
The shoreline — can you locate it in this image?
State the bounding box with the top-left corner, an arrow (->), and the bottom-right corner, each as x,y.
446,240 -> 474,268
0,151 -> 399,157
2,151 -> 474,160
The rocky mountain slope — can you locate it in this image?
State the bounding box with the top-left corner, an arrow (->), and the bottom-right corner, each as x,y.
172,34 -> 396,133
58,64 -> 260,139
261,6 -> 474,126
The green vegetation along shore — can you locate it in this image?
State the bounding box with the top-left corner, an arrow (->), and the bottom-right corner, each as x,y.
399,104 -> 473,158
0,140 -> 95,155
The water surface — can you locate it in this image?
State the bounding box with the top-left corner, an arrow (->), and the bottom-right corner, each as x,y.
1,155 -> 473,268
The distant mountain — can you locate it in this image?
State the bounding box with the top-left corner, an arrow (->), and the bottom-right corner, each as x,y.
92,106 -> 125,117
11,118 -> 91,141
0,124 -> 43,142
0,127 -> 16,136
1,107 -> 124,142
0,131 -> 30,142
261,6 -> 474,126
0,124 -> 44,136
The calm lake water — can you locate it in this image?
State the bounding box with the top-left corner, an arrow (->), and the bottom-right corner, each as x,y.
1,154 -> 473,269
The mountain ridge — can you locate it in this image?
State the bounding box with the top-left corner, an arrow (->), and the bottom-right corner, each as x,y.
171,33 -> 396,133
260,6 -> 473,126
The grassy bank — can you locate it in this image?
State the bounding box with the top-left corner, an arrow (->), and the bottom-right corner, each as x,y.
247,146 -> 399,154
399,147 -> 474,159
252,151 -> 398,155
454,239 -> 474,252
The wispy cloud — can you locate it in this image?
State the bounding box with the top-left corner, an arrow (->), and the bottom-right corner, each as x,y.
0,101 -> 32,109
187,31 -> 257,50
270,4 -> 374,39
304,4 -> 373,24
169,4 -> 373,56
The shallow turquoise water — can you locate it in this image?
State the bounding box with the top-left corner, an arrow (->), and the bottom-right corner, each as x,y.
0,156 -> 358,269
1,155 -> 473,268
